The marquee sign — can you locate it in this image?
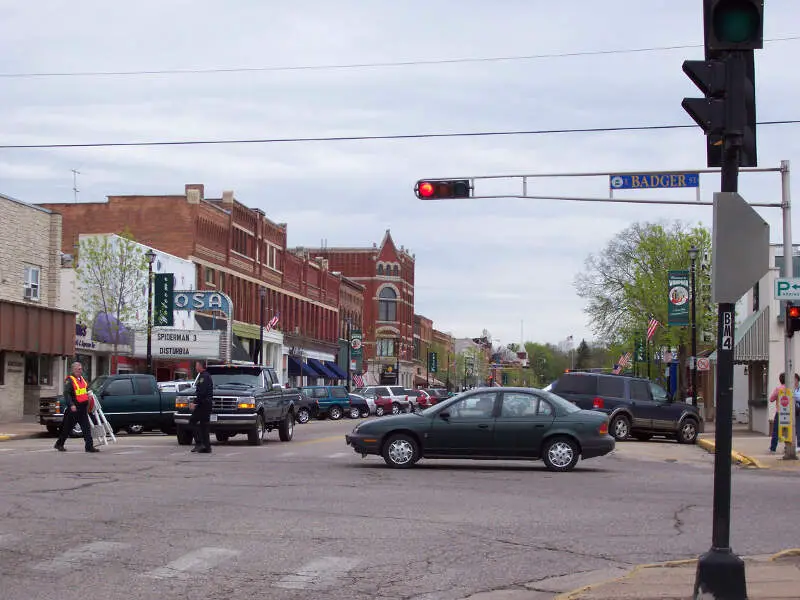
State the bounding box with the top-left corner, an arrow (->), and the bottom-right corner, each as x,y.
133,329 -> 222,360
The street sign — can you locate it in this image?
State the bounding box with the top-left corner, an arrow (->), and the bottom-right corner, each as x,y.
668,270 -> 690,326
697,357 -> 710,371
154,273 -> 174,327
609,172 -> 699,190
774,278 -> 800,300
712,192 -> 770,303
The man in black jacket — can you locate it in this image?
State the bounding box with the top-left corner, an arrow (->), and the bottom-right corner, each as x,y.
189,360 -> 213,453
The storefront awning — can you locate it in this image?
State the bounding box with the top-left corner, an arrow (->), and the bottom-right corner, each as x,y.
324,361 -> 347,379
288,355 -> 317,377
709,305 -> 769,364
307,358 -> 338,379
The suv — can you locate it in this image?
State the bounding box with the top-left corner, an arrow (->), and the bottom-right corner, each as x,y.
354,386 -> 411,415
550,372 -> 702,444
300,386 -> 352,420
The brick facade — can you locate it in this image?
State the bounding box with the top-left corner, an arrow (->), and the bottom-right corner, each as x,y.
41,185 -> 360,370
295,230 -> 415,387
0,194 -> 75,421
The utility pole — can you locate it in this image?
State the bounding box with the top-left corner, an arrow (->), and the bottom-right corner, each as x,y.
71,169 -> 80,203
781,160 -> 796,461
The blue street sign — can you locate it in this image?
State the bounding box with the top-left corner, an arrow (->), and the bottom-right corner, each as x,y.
609,172 -> 700,190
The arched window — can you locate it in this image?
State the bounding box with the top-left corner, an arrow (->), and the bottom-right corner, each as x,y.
377,264 -> 384,276
378,287 -> 397,321
392,264 -> 399,276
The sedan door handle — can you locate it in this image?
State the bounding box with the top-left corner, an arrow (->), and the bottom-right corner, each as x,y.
477,424 -> 490,429
535,424 -> 545,428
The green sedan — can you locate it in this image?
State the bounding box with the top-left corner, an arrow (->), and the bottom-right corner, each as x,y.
345,387 -> 614,472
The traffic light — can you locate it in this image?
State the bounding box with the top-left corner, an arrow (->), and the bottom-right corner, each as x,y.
786,303 -> 800,338
682,0 -> 760,167
415,179 -> 471,200
704,0 -> 763,52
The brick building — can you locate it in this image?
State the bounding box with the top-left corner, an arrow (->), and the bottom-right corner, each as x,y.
432,328 -> 456,388
413,314 -> 433,387
41,184 -> 359,385
0,194 -> 75,421
295,231 -> 415,387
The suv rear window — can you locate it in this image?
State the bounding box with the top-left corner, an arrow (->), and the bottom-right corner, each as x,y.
554,374 -> 597,395
389,386 -> 406,395
597,376 -> 624,398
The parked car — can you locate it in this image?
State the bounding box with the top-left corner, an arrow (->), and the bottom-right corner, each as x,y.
347,394 -> 371,419
300,386 -> 352,420
345,387 -> 614,471
418,388 -> 449,409
295,392 -> 320,424
352,387 -> 378,414
39,374 -> 178,437
550,371 -> 702,444
174,365 -> 298,445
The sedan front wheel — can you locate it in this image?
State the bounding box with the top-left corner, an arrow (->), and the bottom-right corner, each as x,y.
382,433 -> 419,468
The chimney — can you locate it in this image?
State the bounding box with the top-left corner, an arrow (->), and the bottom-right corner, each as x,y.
222,190 -> 234,206
185,184 -> 204,203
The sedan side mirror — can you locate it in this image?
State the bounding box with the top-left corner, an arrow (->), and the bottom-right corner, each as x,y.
439,411 -> 450,420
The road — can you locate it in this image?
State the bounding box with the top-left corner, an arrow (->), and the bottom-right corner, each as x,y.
0,418 -> 797,600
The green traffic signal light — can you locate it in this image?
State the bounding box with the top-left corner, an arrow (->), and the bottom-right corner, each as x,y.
713,0 -> 761,43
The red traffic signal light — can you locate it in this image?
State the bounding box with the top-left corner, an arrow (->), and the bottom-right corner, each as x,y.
786,302 -> 800,338
415,179 -> 471,200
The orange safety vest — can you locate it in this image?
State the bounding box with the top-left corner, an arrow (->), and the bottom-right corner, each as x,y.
67,376 -> 89,403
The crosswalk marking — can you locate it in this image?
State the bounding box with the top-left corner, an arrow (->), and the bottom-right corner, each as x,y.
32,541 -> 131,573
114,450 -> 144,455
326,452 -> 349,459
274,556 -> 361,590
143,547 -> 240,580
278,452 -> 297,457
220,452 -> 242,457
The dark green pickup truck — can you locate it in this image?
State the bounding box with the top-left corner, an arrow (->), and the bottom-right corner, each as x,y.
39,374 -> 178,436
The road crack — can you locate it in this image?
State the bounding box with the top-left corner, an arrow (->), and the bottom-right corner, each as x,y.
673,503 -> 696,535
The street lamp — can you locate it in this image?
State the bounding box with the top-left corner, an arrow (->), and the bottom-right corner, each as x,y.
259,286 -> 266,366
346,316 -> 353,392
688,244 -> 699,407
145,249 -> 156,375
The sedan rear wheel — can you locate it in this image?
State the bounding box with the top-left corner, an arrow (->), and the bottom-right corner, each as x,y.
391,403 -> 401,415
296,408 -> 310,424
375,406 -> 385,416
382,434 -> 419,468
610,415 -> 631,441
542,437 -> 580,472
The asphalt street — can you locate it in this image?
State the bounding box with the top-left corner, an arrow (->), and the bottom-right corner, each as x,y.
0,418 -> 798,600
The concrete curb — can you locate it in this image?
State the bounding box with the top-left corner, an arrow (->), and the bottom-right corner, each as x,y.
0,431 -> 47,443
696,436 -> 764,468
555,549 -> 798,599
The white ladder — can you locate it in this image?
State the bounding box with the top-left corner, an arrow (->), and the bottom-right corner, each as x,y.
88,394 -> 117,445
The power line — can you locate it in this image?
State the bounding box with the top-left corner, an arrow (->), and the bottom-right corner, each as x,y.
2,36 -> 798,79
1,120 -> 797,150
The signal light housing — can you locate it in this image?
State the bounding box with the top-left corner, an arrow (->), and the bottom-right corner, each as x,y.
705,0 -> 763,52
415,179 -> 471,200
786,302 -> 800,338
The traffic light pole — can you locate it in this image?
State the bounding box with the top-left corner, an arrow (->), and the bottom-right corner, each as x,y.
694,136 -> 747,600
781,160 -> 797,461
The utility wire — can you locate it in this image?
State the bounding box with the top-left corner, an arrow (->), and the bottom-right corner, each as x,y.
2,36 -> 798,79
1,120 -> 797,150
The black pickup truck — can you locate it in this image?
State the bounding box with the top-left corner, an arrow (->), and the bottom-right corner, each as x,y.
173,365 -> 299,446
39,374 -> 177,436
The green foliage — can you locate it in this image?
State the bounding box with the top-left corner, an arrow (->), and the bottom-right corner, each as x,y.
76,231 -> 148,352
575,339 -> 591,370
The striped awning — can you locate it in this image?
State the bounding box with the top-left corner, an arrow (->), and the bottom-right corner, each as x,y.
709,305 -> 769,364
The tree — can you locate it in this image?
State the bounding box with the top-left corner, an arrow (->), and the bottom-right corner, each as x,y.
77,232 -> 149,371
575,339 -> 592,370
574,220 -> 714,396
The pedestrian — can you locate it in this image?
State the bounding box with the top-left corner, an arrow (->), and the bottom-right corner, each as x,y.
768,372 -> 786,453
54,361 -> 99,453
189,360 -> 213,454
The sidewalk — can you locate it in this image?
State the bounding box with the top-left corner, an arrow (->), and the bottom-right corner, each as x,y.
697,423 -> 800,471
0,417 -> 48,441
559,550 -> 800,600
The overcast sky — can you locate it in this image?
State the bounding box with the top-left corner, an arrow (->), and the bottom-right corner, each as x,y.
1,1 -> 798,347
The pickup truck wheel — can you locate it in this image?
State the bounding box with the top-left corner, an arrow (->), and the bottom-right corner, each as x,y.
382,433 -> 419,468
296,408 -> 310,424
328,405 -> 343,420
542,436 -> 580,472
391,403 -> 401,415
375,406 -> 385,416
215,433 -> 230,443
279,412 -> 294,442
126,424 -> 144,435
677,419 -> 699,444
610,415 -> 631,441
248,414 -> 265,446
348,406 -> 361,419
176,427 -> 194,445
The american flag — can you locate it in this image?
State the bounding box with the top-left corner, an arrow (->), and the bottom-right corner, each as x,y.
612,352 -> 632,375
646,317 -> 660,340
352,372 -> 365,387
266,312 -> 280,332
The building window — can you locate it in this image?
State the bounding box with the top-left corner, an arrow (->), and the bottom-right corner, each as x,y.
205,267 -> 214,285
267,245 -> 277,269
23,265 -> 40,301
378,287 -> 397,321
38,356 -> 52,386
377,264 -> 384,276
393,264 -> 399,277
24,354 -> 38,385
0,351 -> 5,385
218,272 -> 226,291
376,338 -> 395,357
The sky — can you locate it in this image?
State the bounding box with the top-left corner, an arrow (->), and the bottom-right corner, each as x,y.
1,0 -> 799,348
